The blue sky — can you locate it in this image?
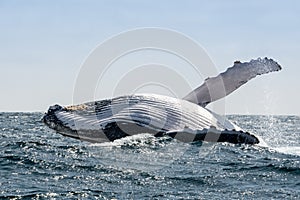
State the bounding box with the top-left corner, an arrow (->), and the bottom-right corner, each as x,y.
0,0 -> 299,115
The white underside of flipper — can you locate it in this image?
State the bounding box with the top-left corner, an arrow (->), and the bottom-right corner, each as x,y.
183,57 -> 281,107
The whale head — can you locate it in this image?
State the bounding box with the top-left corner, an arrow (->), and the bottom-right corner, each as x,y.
42,104 -> 82,140
43,105 -> 64,129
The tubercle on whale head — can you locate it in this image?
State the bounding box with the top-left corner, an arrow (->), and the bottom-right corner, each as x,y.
42,104 -> 65,129
45,104 -> 64,114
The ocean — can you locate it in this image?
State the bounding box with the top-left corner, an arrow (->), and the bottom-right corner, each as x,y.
0,113 -> 299,199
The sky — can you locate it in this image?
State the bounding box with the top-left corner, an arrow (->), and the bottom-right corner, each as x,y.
0,0 -> 299,115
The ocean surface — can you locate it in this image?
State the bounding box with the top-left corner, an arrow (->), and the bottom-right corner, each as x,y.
0,113 -> 299,199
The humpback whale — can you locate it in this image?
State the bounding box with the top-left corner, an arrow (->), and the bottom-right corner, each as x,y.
43,58 -> 281,144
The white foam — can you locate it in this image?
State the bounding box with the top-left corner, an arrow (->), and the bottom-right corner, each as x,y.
273,146 -> 300,156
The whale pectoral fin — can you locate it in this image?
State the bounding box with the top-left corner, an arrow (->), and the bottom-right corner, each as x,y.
165,128 -> 259,144
183,57 -> 281,107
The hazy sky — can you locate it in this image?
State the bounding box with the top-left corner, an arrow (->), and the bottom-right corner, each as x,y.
1,0 -> 299,115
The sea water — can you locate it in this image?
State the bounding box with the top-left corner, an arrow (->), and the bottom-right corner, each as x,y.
0,113 -> 299,199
